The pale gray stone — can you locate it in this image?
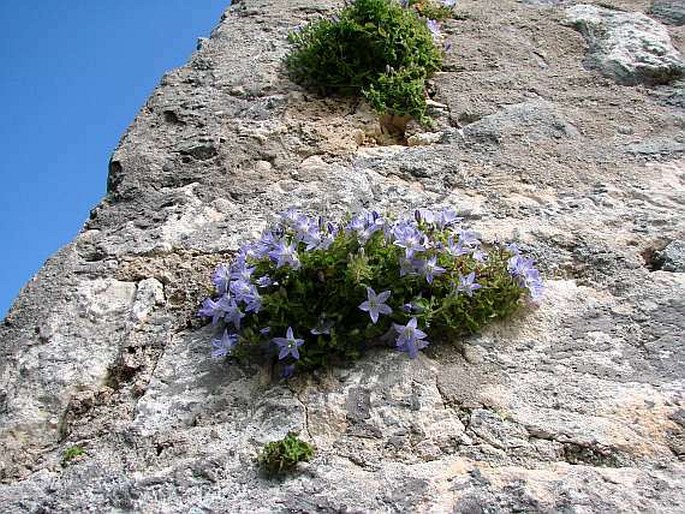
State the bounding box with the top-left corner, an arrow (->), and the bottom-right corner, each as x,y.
650,0 -> 685,26
655,239 -> 685,271
567,4 -> 685,85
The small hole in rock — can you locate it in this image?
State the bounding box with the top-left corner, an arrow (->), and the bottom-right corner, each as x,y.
641,241 -> 670,271
457,112 -> 482,126
376,114 -> 413,145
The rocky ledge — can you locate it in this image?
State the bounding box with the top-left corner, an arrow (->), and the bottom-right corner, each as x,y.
1,0 -> 684,512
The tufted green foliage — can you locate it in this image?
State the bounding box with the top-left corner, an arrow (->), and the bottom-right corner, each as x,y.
408,0 -> 454,22
364,66 -> 430,122
284,0 -> 443,122
258,433 -> 315,476
61,445 -> 85,466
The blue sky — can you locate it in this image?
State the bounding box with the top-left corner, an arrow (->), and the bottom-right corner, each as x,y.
0,1 -> 229,318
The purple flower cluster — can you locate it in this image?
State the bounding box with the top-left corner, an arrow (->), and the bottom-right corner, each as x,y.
456,271 -> 481,297
507,246 -> 544,300
243,209 -> 338,265
393,220 -> 427,258
347,210 -> 384,243
198,254 -> 260,334
199,206 -> 543,370
382,208 -> 486,295
349,207 -> 487,357
198,209 -> 341,363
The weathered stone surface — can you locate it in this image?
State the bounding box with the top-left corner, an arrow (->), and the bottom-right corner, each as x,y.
462,100 -> 580,144
654,238 -> 685,271
1,0 -> 685,512
567,4 -> 685,85
520,0 -> 565,6
650,0 -> 685,26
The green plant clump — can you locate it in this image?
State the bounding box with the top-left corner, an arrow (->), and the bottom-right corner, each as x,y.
258,433 -> 315,475
284,0 -> 445,123
61,445 -> 85,466
408,0 -> 455,22
199,208 -> 543,377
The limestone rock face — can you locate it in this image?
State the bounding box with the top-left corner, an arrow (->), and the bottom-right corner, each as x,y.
1,0 -> 685,512
650,0 -> 685,26
653,239 -> 685,271
567,3 -> 685,85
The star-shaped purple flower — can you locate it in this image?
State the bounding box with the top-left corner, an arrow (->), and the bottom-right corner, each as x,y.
268,241 -> 301,269
393,317 -> 430,359
524,267 -> 544,300
198,295 -> 234,325
457,228 -> 480,247
436,208 -> 462,229
447,236 -> 469,257
229,279 -> 262,313
223,298 -> 245,329
508,255 -> 544,300
229,259 -> 255,283
255,275 -> 273,288
358,287 -> 392,324
419,256 -> 446,284
347,210 -> 384,243
456,271 -> 482,297
392,222 -> 426,259
472,249 -> 488,263
272,327 -> 305,360
426,19 -> 441,40
399,257 -> 418,277
508,254 -> 533,277
414,209 -> 435,225
211,330 -> 238,359
279,207 -> 301,225
251,230 -> 280,259
506,243 -> 521,255
211,264 -> 231,295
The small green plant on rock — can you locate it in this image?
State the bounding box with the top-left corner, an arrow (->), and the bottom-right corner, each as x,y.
285,0 -> 447,124
258,433 -> 315,476
408,0 -> 456,22
61,445 -> 85,466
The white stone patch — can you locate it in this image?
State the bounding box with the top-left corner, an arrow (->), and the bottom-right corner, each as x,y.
159,183 -> 227,246
237,119 -> 288,144
131,278 -> 165,323
1,278 -> 136,448
567,5 -> 684,85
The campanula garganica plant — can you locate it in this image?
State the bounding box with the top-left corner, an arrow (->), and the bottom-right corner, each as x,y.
199,207 -> 543,378
284,0 -> 453,123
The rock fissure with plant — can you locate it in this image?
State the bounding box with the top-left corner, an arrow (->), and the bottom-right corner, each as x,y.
199,207 -> 542,381
285,0 -> 455,127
